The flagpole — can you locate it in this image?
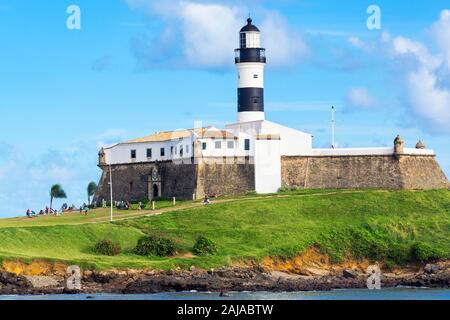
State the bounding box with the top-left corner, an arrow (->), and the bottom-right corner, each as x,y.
109,163 -> 113,222
331,106 -> 336,149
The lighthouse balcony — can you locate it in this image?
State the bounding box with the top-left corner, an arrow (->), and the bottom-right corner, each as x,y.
235,48 -> 266,63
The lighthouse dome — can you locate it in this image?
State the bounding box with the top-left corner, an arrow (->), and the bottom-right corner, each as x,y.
240,18 -> 260,32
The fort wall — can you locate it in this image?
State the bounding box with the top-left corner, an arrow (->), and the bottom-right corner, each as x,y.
281,155 -> 449,190
94,159 -> 255,205
195,160 -> 255,198
94,154 -> 448,206
94,161 -> 197,204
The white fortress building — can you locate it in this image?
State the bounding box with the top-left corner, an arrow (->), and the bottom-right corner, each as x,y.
94,19 -> 449,204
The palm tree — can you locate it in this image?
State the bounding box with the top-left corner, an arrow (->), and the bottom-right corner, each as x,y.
50,184 -> 67,211
87,182 -> 98,205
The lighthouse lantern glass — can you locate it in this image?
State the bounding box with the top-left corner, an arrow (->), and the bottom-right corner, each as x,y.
240,33 -> 247,48
247,32 -> 261,48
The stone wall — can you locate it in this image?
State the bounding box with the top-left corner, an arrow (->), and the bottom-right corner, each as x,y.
281,155 -> 449,190
94,159 -> 255,205
195,160 -> 255,198
93,153 -> 447,205
94,161 -> 197,205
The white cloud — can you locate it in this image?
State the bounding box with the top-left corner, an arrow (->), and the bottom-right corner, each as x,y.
178,2 -> 241,67
392,36 -> 442,70
406,67 -> 450,131
387,10 -> 450,133
346,87 -> 375,108
430,9 -> 450,69
349,10 -> 450,133
260,12 -> 309,67
124,0 -> 308,68
348,36 -> 365,50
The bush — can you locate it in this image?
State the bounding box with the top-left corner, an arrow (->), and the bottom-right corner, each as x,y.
134,235 -> 177,257
192,236 -> 218,256
410,242 -> 443,262
93,239 -> 121,256
278,186 -> 297,193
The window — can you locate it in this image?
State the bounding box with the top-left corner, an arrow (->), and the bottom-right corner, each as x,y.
131,150 -> 136,159
244,139 -> 250,151
186,144 -> 189,154
147,148 -> 152,158
171,146 -> 174,155
227,141 -> 234,149
160,148 -> 165,157
202,142 -> 207,150
240,33 -> 246,48
129,182 -> 133,193
253,74 -> 258,79
180,146 -> 183,157
215,141 -> 222,149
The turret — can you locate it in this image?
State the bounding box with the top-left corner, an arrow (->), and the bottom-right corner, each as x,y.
394,135 -> 404,157
98,148 -> 106,166
235,18 -> 266,123
415,140 -> 425,149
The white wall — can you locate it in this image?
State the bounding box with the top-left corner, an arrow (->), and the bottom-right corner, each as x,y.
312,147 -> 435,156
226,120 -> 313,156
403,148 -> 435,155
237,112 -> 265,123
254,139 -> 281,193
312,147 -> 393,156
237,63 -> 264,88
198,132 -> 255,159
103,136 -> 195,165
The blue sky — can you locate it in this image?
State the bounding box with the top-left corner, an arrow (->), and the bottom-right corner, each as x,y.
0,0 -> 449,217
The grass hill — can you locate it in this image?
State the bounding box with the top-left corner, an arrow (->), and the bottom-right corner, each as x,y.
0,189 -> 448,271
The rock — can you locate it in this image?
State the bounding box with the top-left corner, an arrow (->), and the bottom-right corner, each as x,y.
189,266 -> 196,272
24,276 -> 59,288
0,271 -> 33,288
84,271 -> 116,284
424,264 -> 440,274
343,269 -> 358,279
299,267 -> 330,277
62,287 -> 82,294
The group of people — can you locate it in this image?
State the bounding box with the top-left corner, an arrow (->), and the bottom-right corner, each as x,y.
116,200 -> 131,210
26,195 -> 213,218
25,203 -> 86,218
26,206 -> 62,218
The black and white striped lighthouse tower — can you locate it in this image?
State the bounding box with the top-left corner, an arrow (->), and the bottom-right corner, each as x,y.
235,18 -> 266,123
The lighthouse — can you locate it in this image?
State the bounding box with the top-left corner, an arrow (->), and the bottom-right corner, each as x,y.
235,18 -> 266,123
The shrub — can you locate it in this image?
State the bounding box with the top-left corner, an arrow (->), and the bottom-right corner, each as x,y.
192,236 -> 218,256
410,242 -> 443,262
278,186 -> 298,193
134,235 -> 177,257
94,239 -> 121,256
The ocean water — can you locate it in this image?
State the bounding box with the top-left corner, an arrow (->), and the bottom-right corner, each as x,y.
1,288 -> 449,300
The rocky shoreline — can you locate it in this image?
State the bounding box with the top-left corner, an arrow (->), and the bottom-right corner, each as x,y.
0,261 -> 448,296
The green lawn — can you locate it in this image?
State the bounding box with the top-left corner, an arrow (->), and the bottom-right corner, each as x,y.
0,199 -> 191,228
0,190 -> 449,270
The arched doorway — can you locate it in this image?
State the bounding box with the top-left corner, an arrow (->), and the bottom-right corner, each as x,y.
153,184 -> 159,199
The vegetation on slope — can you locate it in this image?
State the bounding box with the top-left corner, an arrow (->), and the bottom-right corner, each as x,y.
0,190 -> 448,270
